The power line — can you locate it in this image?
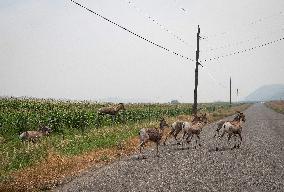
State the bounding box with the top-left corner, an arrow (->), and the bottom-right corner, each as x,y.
250,11 -> 283,25
201,36 -> 284,63
203,28 -> 284,52
125,0 -> 191,46
205,10 -> 284,39
70,0 -> 194,61
202,36 -> 259,53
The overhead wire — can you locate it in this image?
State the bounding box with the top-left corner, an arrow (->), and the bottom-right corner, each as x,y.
70,0 -> 194,61
202,67 -> 228,89
201,36 -> 284,63
204,10 -> 284,40
125,0 -> 191,47
70,0 -> 283,90
203,27 -> 284,53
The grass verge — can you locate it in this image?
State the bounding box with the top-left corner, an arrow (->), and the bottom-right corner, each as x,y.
265,100 -> 284,114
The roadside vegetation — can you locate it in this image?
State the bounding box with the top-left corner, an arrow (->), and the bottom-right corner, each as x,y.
0,97 -> 250,191
265,100 -> 284,114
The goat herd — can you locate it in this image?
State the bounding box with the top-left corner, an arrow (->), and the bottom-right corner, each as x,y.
138,111 -> 246,158
18,103 -> 246,160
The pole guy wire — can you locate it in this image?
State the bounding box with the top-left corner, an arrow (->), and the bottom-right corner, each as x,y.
202,67 -> 227,89
70,0 -> 194,62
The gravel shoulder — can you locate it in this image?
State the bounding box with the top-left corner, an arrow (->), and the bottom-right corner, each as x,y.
55,103 -> 284,192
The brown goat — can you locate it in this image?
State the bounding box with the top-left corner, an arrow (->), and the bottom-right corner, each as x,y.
163,114 -> 204,146
214,111 -> 242,138
181,113 -> 208,149
19,126 -> 52,142
219,112 -> 246,149
163,121 -> 184,146
139,118 -> 169,157
98,103 -> 125,116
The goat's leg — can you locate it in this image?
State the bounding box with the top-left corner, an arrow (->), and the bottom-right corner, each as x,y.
181,131 -> 188,149
139,141 -> 147,159
174,135 -> 180,145
218,130 -> 227,150
219,124 -> 228,139
156,143 -> 160,157
227,133 -> 235,149
220,130 -> 226,139
181,133 -> 185,149
139,141 -> 144,154
214,125 -> 221,138
175,129 -> 183,144
227,133 -> 232,141
232,134 -> 237,149
174,132 -> 181,145
163,130 -> 173,145
194,135 -> 199,149
237,132 -> 242,148
237,132 -> 242,141
186,133 -> 193,143
197,134 -> 201,147
193,134 -> 197,149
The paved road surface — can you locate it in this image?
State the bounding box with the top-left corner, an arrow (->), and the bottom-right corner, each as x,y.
55,104 -> 284,192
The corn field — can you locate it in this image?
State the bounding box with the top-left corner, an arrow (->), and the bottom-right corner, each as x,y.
0,98 -> 235,138
0,98 -> 193,136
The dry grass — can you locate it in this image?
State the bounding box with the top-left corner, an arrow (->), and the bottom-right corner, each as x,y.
0,104 -> 250,191
0,137 -> 140,191
266,100 -> 284,114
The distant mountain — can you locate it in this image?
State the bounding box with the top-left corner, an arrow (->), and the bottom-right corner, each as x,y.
244,84 -> 284,102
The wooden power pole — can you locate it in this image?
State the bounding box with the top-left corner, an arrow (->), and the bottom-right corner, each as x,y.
230,77 -> 232,105
237,88 -> 239,103
192,25 -> 200,115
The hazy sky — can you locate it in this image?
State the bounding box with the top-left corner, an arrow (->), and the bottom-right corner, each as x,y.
1,0 -> 284,103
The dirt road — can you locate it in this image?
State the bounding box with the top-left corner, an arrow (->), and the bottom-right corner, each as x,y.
55,103 -> 284,192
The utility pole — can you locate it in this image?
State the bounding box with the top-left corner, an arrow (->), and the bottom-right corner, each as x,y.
237,88 -> 239,103
230,77 -> 232,105
192,25 -> 200,115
